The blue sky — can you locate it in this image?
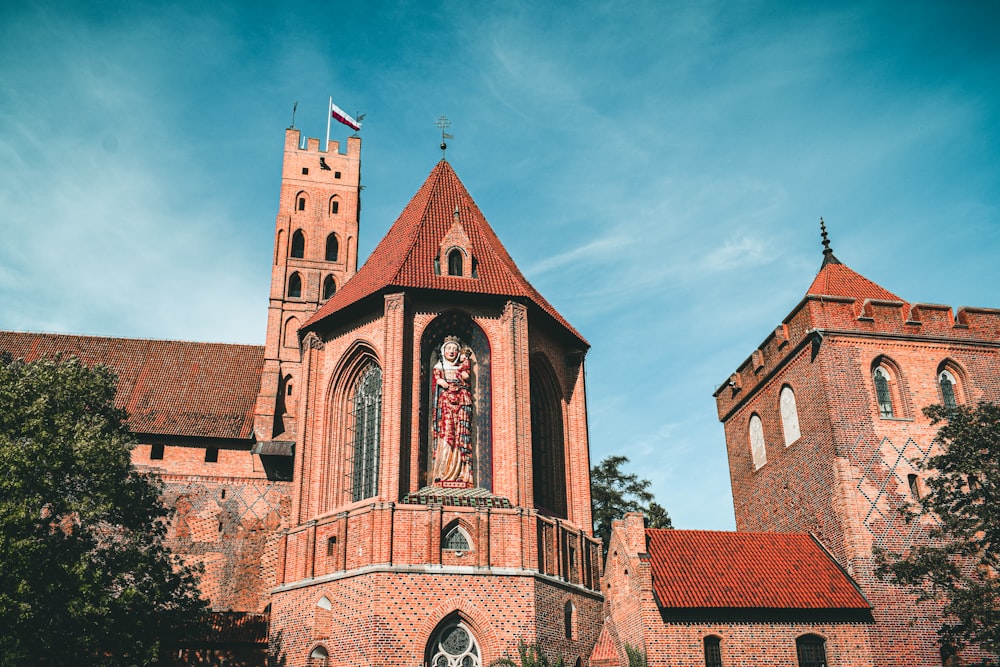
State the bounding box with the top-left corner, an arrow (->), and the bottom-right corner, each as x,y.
2,1 -> 998,530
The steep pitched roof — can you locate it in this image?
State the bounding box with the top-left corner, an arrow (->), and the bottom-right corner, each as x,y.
303,160 -> 585,344
806,260 -> 902,302
0,331 -> 263,441
646,529 -> 870,610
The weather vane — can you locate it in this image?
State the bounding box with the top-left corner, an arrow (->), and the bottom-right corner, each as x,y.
436,115 -> 454,159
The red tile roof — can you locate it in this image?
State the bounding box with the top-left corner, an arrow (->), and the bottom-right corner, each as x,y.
646,530 -> 870,610
0,331 -> 263,441
303,160 -> 586,344
806,261 -> 901,303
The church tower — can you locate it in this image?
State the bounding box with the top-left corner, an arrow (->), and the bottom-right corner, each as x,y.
715,223 -> 1000,667
267,158 -> 603,667
254,129 -> 361,450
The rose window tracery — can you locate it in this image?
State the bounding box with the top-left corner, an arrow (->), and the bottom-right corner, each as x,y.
429,621 -> 481,667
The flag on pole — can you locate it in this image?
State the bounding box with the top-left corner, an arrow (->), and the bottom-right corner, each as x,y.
330,99 -> 361,131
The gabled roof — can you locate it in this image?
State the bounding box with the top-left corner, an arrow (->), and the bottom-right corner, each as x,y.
806,260 -> 902,303
303,160 -> 585,344
646,529 -> 870,610
0,331 -> 263,441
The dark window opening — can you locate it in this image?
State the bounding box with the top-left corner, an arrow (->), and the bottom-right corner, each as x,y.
326,536 -> 337,556
447,249 -> 463,276
796,635 -> 827,667
325,233 -> 339,261
874,367 -> 894,418
287,383 -> 293,396
564,601 -> 575,640
205,447 -> 219,463
297,197 -> 306,211
908,474 -> 921,499
704,636 -> 723,667
334,171 -> 341,179
220,489 -> 226,499
301,167 -> 309,175
531,360 -> 567,517
291,230 -> 305,258
940,372 -> 957,409
969,475 -> 980,491
331,200 -> 340,214
288,273 -> 302,298
150,443 -> 164,460
322,275 -> 336,300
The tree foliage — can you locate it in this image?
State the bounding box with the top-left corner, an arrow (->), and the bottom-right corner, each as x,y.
489,641 -> 564,667
876,401 -> 1000,663
0,354 -> 208,666
591,455 -> 672,549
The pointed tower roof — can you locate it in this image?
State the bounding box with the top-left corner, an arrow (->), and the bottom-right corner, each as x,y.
804,219 -> 901,302
303,161 -> 585,344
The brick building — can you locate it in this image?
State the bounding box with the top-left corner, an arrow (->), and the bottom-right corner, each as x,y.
713,225 -> 1000,667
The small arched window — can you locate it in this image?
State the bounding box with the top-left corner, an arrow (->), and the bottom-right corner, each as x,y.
704,636 -> 723,667
779,386 -> 801,446
287,272 -> 302,298
291,229 -> 305,258
322,275 -> 336,301
329,197 -> 340,215
443,525 -> 470,551
873,366 -> 894,418
939,369 -> 958,409
447,248 -> 463,276
796,634 -> 827,667
749,414 -> 767,470
325,233 -> 339,262
908,474 -> 921,499
297,195 -> 307,212
564,601 -> 576,640
309,645 -> 329,667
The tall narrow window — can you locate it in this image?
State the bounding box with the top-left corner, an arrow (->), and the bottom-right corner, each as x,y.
325,233 -> 339,262
330,197 -> 340,215
348,363 -> 382,502
704,636 -> 723,667
290,230 -> 305,258
749,414 -> 767,470
939,370 -> 958,409
287,272 -> 302,298
873,366 -> 894,418
448,249 -> 463,276
796,635 -> 827,667
322,275 -> 336,300
564,601 -> 576,640
908,474 -> 921,499
531,358 -> 567,517
779,386 -> 801,446
297,196 -> 306,211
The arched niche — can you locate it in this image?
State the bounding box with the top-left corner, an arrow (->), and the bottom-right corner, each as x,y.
419,312 -> 492,492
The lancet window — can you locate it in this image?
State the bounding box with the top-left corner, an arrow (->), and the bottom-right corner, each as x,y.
348,363 -> 382,502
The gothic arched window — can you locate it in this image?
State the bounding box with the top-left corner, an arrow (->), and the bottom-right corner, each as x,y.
531,357 -> 567,517
939,369 -> 958,409
287,272 -> 302,298
291,229 -> 305,258
779,386 -> 801,446
322,275 -> 336,301
749,414 -> 766,470
443,525 -> 470,551
873,366 -> 894,418
325,233 -> 339,262
348,363 -> 382,502
448,248 -> 463,276
427,619 -> 481,667
564,601 -> 576,640
796,634 -> 827,667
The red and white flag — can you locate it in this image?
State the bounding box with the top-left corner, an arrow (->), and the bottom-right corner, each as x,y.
330,100 -> 361,131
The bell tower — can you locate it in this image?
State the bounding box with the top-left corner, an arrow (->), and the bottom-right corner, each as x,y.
254,128 -> 361,448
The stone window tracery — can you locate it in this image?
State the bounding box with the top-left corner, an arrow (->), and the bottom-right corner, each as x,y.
443,526 -> 470,551
779,386 -> 801,446
749,414 -> 766,470
348,362 -> 382,502
428,620 -> 481,667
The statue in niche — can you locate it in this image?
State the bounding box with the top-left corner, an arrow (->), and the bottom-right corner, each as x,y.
431,335 -> 475,488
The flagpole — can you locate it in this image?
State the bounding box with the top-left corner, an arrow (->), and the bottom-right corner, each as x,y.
325,96 -> 332,151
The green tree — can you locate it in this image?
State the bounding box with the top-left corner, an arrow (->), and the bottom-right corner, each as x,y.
490,641 -> 564,667
591,455 -> 672,550
0,355 -> 208,666
876,402 -> 1000,663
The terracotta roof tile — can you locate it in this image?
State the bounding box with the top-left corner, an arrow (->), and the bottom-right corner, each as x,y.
303,161 -> 585,344
646,529 -> 870,610
806,261 -> 901,303
0,331 -> 263,441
